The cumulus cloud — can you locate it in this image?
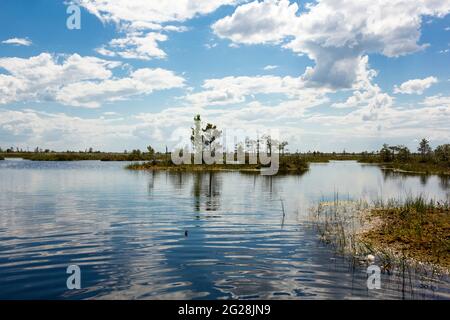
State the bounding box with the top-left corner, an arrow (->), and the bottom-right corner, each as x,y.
3,93 -> 448,153
2,38 -> 32,46
331,57 -> 394,125
421,95 -> 450,107
183,74 -> 330,106
394,76 -> 438,95
0,109 -> 137,151
96,32 -> 168,60
0,53 -> 185,108
56,68 -> 186,108
77,0 -> 243,25
332,86 -> 393,112
213,0 -> 298,44
213,0 -> 450,89
77,0 -> 245,60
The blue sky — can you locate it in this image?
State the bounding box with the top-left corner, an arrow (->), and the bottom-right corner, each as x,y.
0,0 -> 449,152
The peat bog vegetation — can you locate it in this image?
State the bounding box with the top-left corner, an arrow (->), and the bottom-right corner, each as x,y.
364,198 -> 450,269
311,196 -> 450,274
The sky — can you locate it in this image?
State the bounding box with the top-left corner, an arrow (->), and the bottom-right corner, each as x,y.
0,0 -> 450,153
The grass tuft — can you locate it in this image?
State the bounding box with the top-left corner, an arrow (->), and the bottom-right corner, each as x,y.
310,195 -> 450,272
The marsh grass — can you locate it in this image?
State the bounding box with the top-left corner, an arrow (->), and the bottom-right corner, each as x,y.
364,196 -> 450,269
310,195 -> 450,274
309,196 -> 370,259
309,195 -> 450,299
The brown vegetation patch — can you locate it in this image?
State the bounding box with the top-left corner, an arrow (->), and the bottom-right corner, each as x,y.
361,200 -> 450,269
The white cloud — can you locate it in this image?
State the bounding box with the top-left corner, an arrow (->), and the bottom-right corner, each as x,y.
332,86 -> 393,111
421,95 -> 450,107
125,21 -> 188,33
213,0 -> 450,89
2,38 -> 32,46
56,68 -> 185,108
183,74 -> 329,106
96,32 -> 168,60
2,92 -> 449,153
0,109 -> 136,151
78,0 -> 232,61
304,103 -> 450,145
213,0 -> 299,44
77,0 -> 243,25
0,53 -> 118,105
394,77 -> 438,95
263,65 -> 278,71
331,57 -> 394,123
205,42 -> 218,50
0,53 -> 185,108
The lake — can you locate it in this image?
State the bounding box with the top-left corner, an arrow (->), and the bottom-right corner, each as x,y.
0,159 -> 449,300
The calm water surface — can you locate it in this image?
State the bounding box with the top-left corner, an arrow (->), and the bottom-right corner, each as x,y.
0,159 -> 449,300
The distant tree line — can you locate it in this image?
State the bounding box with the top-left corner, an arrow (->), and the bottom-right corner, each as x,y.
376,138 -> 449,164
1,134 -> 448,167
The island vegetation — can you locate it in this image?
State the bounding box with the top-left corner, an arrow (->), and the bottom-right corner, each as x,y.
127,115 -> 308,174
363,197 -> 449,269
357,139 -> 450,175
126,153 -> 310,174
311,196 -> 450,272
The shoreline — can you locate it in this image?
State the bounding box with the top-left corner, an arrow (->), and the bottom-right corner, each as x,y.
126,162 -> 309,175
128,160 -> 450,176
310,199 -> 450,275
1,153 -> 449,176
358,159 -> 450,176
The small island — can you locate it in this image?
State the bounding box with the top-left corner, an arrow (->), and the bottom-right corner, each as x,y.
311,196 -> 450,273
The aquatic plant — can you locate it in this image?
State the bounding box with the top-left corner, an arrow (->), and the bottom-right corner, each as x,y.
310,195 -> 450,272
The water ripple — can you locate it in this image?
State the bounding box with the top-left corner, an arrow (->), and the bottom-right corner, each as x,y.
0,160 -> 449,300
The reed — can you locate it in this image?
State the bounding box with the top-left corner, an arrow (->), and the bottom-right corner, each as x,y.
310,195 -> 450,272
